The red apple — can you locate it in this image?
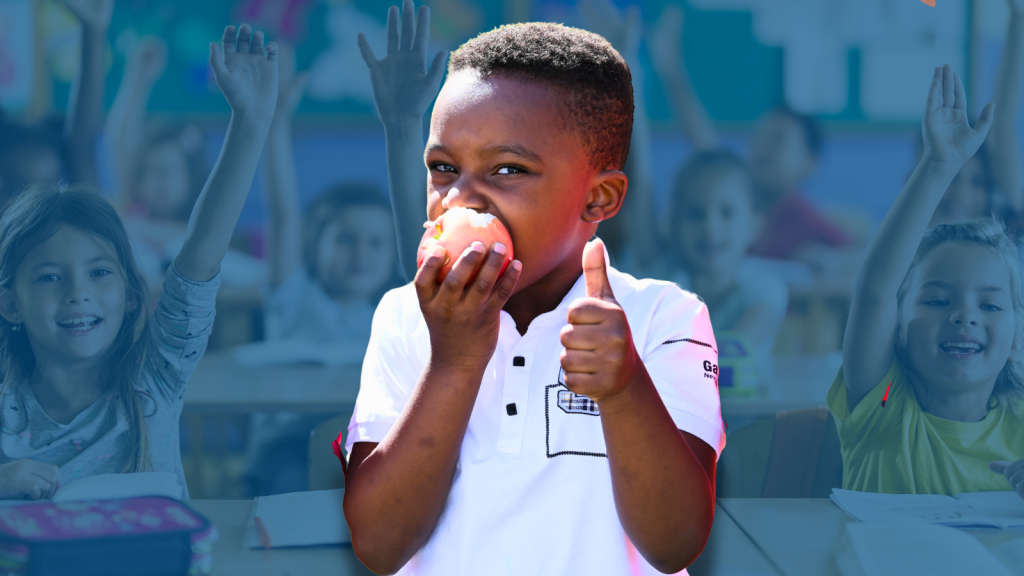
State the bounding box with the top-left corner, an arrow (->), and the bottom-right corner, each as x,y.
416,207 -> 514,283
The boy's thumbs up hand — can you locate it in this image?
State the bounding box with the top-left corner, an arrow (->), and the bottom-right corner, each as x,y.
560,239 -> 640,404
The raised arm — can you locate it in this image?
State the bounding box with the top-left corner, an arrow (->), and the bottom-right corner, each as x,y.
991,0 -> 1024,213
262,43 -> 308,288
62,0 -> 114,188
578,0 -> 661,272
174,25 -> 277,283
358,0 -> 447,282
843,65 -> 994,407
104,36 -> 168,212
648,5 -> 719,151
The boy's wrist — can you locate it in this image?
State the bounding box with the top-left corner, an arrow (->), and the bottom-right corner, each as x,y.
230,110 -> 275,129
919,156 -> 962,181
382,116 -> 425,133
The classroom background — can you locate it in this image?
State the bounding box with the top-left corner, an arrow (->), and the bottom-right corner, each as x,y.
0,0 -> 1019,501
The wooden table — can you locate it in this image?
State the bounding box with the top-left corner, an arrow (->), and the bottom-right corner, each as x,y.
719,498 -> 1024,576
721,353 -> 842,419
187,500 -> 373,576
184,350 -> 361,413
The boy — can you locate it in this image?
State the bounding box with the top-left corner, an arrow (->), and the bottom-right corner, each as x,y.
344,3 -> 724,574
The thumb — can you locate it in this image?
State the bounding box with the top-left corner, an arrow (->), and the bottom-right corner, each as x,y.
974,102 -> 995,138
990,460 -> 1010,474
583,238 -> 615,302
209,42 -> 227,79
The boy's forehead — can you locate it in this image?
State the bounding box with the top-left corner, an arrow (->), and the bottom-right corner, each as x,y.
434,70 -> 563,124
916,243 -> 1012,290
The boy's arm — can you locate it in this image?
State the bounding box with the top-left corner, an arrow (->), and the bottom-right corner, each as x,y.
343,243 -> 521,575
358,0 -> 447,282
174,25 -> 277,283
104,36 -> 168,212
262,43 -> 307,288
648,5 -> 720,151
62,0 -> 114,188
562,240 -> 715,573
843,65 -> 993,408
991,0 -> 1024,213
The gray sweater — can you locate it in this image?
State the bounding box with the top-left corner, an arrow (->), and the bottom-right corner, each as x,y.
0,261 -> 220,499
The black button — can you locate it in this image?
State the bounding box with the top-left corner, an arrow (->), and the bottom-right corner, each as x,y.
513,356 -> 525,367
506,403 -> 517,416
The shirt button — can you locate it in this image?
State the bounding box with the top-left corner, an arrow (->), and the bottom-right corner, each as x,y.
506,403 -> 518,416
513,356 -> 525,367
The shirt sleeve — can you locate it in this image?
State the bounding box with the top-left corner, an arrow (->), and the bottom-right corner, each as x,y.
640,285 -> 726,458
344,288 -> 422,455
143,260 -> 221,403
826,358 -> 906,452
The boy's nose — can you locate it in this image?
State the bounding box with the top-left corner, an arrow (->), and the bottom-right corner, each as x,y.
949,308 -> 979,326
440,185 -> 488,212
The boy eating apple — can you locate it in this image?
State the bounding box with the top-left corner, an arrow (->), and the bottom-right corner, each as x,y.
344,3 -> 725,574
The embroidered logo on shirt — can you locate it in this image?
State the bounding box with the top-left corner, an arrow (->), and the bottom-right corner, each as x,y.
555,368 -> 599,415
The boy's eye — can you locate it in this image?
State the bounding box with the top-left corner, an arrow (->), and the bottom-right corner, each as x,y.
922,299 -> 948,307
981,303 -> 1002,312
430,162 -> 457,174
37,274 -> 59,283
496,165 -> 526,175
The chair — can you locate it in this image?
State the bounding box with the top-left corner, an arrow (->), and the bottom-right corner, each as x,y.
717,406 -> 843,498
308,413 -> 351,491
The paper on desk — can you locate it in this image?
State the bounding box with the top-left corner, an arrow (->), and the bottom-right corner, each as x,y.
834,523 -> 1014,576
953,492 -> 1024,529
233,339 -> 367,367
830,489 -> 997,527
51,472 -> 182,502
243,489 -> 350,549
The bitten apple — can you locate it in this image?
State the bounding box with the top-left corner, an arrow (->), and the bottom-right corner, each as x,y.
416,207 -> 514,283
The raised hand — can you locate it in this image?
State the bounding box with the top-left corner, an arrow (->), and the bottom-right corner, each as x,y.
358,0 -> 447,126
577,0 -> 642,61
62,0 -> 113,30
990,459 -> 1024,500
125,36 -> 169,89
209,24 -> 279,122
560,239 -> 640,404
921,64 -> 994,170
648,4 -> 684,74
274,42 -> 309,118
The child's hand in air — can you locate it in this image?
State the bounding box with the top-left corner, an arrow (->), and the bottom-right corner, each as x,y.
921,64 -> 994,173
125,36 -> 169,89
578,0 -> 642,63
61,0 -> 113,30
209,24 -> 279,123
989,459 -> 1024,500
415,243 -> 521,371
0,460 -> 62,500
648,4 -> 685,75
273,43 -> 309,118
560,239 -> 641,404
358,0 -> 447,126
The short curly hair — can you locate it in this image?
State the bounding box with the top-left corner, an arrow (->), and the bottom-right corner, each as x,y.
448,22 -> 634,171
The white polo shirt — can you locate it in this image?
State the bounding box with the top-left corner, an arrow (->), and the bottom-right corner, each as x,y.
346,255 -> 725,576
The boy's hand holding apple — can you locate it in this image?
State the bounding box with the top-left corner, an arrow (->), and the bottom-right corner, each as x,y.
414,212 -> 521,372
560,239 -> 641,404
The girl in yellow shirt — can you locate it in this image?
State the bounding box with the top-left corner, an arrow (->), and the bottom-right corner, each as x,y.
831,64 -> 1024,499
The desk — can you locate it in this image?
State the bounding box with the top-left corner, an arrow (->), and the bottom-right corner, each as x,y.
721,353 -> 841,419
688,503 -> 780,575
188,500 -> 373,576
719,498 -> 1024,576
184,351 -> 361,413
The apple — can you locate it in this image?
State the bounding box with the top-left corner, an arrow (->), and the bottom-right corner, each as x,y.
416,207 -> 514,283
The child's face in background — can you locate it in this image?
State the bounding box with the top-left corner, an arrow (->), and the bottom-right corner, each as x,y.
931,156 -> 989,225
426,72 -> 599,293
3,226 -> 130,368
675,170 -> 757,276
316,206 -> 397,303
749,112 -> 816,204
900,242 -> 1022,395
138,143 -> 191,220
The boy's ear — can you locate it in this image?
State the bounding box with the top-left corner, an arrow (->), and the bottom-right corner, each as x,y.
581,170 -> 628,224
0,287 -> 21,326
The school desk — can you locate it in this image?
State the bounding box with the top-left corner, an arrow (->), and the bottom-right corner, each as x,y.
687,502 -> 781,575
718,498 -> 1024,576
187,499 -> 373,576
720,353 -> 842,419
183,350 -> 361,413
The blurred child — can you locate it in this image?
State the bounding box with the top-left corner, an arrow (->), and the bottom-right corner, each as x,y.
344,3 -> 722,574
245,44 -> 402,496
832,65 -> 1024,499
105,36 -> 265,292
0,24 -> 278,499
0,0 -> 110,207
648,5 -> 850,263
664,151 -> 788,372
